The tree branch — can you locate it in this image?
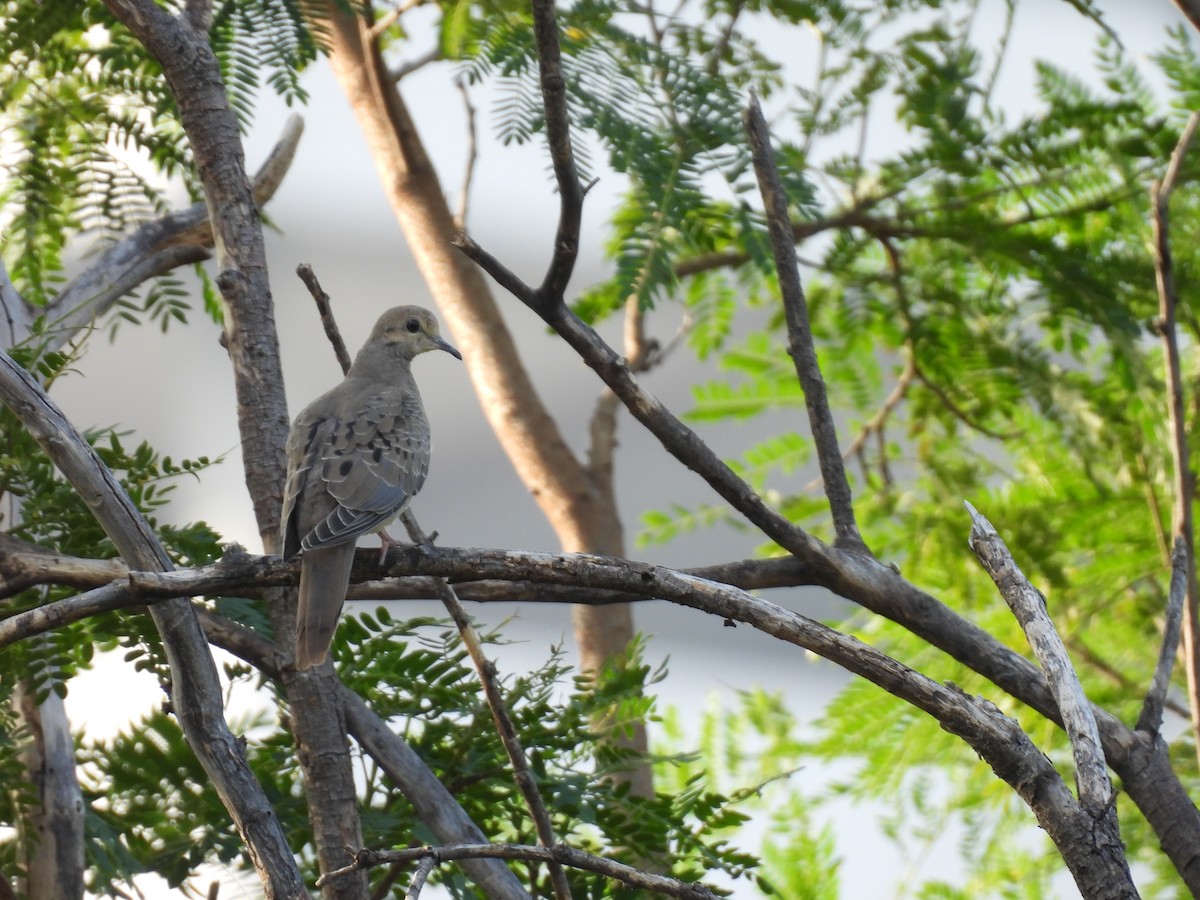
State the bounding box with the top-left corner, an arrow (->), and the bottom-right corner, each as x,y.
295,264 -> 353,373
402,515 -> 572,900
455,78 -> 478,230
966,503 -> 1115,815
320,842 -> 718,900
744,94 -> 864,551
530,0 -> 584,304
0,541 -> 823,647
1150,109 -> 1200,769
1138,537 -> 1189,735
0,350 -> 304,896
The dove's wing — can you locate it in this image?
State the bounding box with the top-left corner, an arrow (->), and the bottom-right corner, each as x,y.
301,384 -> 430,552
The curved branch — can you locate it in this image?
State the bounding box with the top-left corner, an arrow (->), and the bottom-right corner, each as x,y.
40,114 -> 304,351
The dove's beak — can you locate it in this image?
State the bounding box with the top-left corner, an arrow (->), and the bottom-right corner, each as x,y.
435,336 -> 462,360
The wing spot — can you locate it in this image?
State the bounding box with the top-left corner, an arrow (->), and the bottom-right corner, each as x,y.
339,459 -> 354,477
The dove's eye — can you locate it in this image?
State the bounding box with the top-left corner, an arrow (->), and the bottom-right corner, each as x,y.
405,318 -> 421,334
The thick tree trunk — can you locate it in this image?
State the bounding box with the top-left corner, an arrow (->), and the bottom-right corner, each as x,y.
321,4 -> 651,797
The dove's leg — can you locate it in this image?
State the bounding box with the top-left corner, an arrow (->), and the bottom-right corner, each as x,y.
376,528 -> 402,564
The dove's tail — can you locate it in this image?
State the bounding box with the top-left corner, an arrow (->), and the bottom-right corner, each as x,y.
295,543 -> 355,669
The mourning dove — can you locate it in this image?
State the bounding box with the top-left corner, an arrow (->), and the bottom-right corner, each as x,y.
282,305 -> 461,669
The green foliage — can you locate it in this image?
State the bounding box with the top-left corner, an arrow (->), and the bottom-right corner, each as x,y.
210,0 -> 323,128
0,0 -> 322,320
0,345 -> 224,706
464,0 -> 810,315
657,689 -> 840,897
70,616 -> 765,896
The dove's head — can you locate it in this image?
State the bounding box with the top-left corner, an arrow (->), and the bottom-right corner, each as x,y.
353,305 -> 462,373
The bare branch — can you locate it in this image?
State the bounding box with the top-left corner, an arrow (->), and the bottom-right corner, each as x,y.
371,0 -> 427,41
744,94 -> 864,551
401,512 -> 572,900
0,541 -> 823,647
40,114 -> 304,351
1139,539 -> 1190,734
530,0 -> 585,303
1151,109 -> 1200,765
295,264 -> 354,373
966,503 -> 1114,813
404,856 -> 436,899
321,843 -> 719,900
0,350 -> 304,895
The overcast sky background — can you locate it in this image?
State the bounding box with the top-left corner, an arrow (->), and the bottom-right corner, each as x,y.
35,1 -> 1190,896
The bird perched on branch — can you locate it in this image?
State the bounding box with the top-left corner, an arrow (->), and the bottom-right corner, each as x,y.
282,305 -> 461,669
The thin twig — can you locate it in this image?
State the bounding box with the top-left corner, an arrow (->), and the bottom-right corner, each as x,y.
743,93 -> 865,552
966,502 -> 1113,813
455,79 -> 478,230
295,264 -> 353,373
400,512 -> 572,900
321,842 -> 719,899
1138,537 -> 1190,734
1150,108 -> 1200,765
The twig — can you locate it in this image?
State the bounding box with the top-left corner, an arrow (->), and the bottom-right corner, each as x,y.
295,264 -> 353,373
704,0 -> 743,76
404,856 -> 436,900
966,502 -> 1113,813
369,0 -> 424,40
1151,108 -> 1200,766
530,0 -> 585,303
400,512 -> 572,900
390,45 -> 442,82
913,363 -> 1021,442
1138,537 -> 1190,734
455,79 -> 478,230
321,842 -> 719,899
744,93 -> 864,552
